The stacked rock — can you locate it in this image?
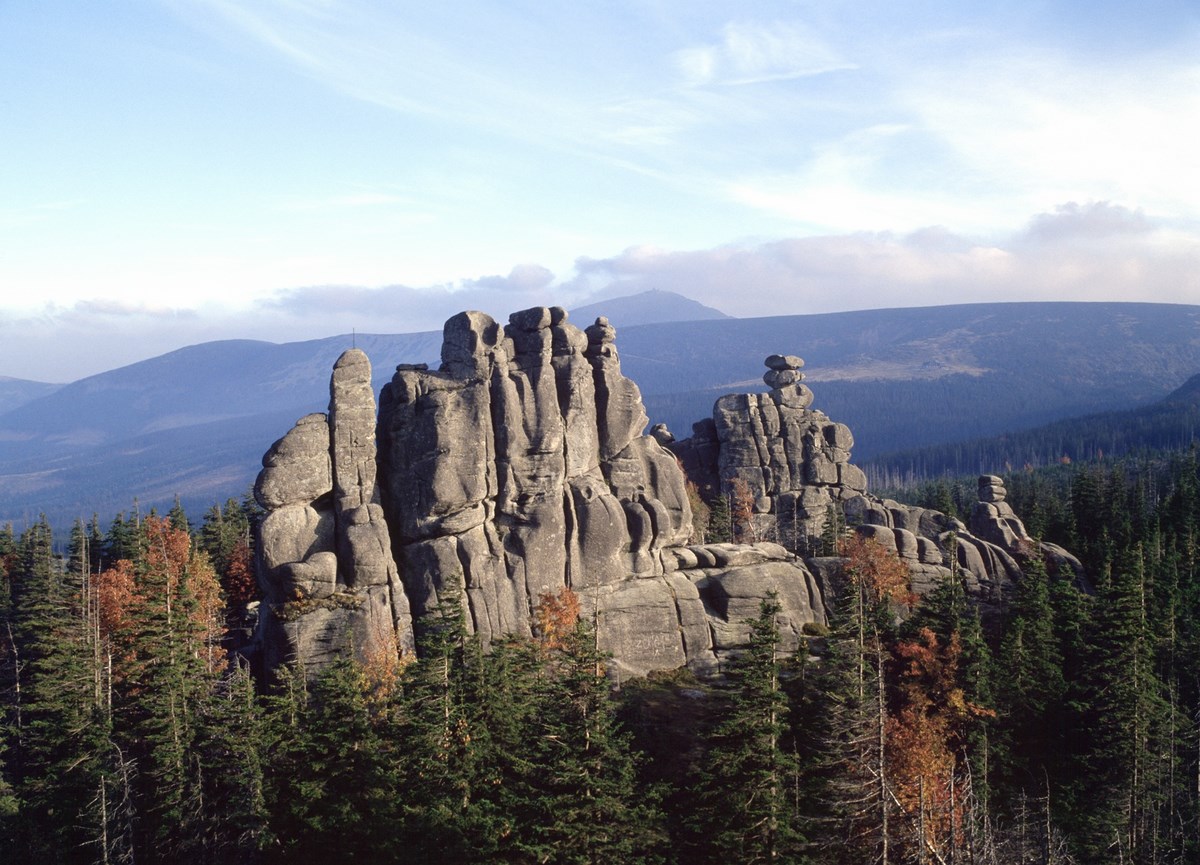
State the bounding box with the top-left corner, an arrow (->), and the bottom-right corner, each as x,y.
584,315 -> 618,358
969,475 -> 1033,551
670,352 -> 868,552
763,354 -> 814,409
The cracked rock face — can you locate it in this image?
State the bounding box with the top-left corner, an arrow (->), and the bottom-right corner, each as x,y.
254,309 -> 825,678
669,355 -> 868,552
254,349 -> 413,675
667,356 -> 1082,630
254,313 -> 1084,678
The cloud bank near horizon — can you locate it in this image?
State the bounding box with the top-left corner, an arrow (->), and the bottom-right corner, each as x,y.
4,202 -> 1196,383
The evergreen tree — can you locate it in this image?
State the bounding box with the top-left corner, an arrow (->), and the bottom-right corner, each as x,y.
526,609 -> 666,865
902,563 -> 996,846
1072,544 -> 1172,862
818,535 -> 911,864
8,518 -> 117,864
111,516 -> 222,863
992,556 -> 1066,807
262,656 -> 395,864
168,496 -> 190,533
707,492 -> 733,544
689,593 -> 805,864
188,660 -> 269,865
392,590 -> 487,863
103,511 -> 141,569
0,522 -> 19,847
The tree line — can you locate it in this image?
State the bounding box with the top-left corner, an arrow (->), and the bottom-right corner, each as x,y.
1,446 -> 1199,863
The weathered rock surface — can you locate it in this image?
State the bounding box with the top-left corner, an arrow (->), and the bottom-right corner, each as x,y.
254,311 -> 1087,678
668,356 -> 1084,627
254,349 -> 413,674
670,355 -> 868,551
255,311 -> 824,677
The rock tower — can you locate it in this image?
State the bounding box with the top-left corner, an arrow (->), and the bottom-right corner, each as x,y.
253,306 -> 1083,678
255,308 -> 826,678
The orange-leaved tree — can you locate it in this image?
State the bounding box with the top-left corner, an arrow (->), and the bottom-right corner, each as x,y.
827,533 -> 915,865
887,626 -> 991,861
534,586 -> 582,651
730,476 -> 758,542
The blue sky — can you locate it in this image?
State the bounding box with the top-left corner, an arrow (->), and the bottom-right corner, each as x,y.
3,1 -> 1199,381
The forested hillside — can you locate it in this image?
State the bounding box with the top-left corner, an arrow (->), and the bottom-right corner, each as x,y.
3,446 -> 1199,863
864,373 -> 1200,486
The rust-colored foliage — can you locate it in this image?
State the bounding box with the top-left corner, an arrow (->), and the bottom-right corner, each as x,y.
533,586 -> 581,650
190,556 -> 224,671
96,558 -> 137,642
685,479 -> 711,544
221,537 -> 258,606
838,533 -> 916,607
886,627 -> 993,858
730,476 -> 757,542
360,617 -> 414,711
141,515 -> 191,595
139,516 -> 226,670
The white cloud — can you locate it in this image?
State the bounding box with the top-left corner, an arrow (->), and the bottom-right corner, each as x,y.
674,21 -> 855,87
560,202 -> 1200,318
896,52 -> 1200,224
3,202 -> 1197,382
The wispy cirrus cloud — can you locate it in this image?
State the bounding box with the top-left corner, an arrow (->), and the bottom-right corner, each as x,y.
674,21 -> 856,87
274,191 -> 413,213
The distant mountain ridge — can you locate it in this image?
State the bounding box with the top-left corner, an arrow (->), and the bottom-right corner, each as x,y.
1,299 -> 1198,535
0,376 -> 63,416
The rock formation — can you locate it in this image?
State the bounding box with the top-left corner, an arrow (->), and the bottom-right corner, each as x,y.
255,349 -> 414,673
666,359 -> 1083,625
253,306 -> 1083,679
670,354 -> 867,551
256,309 -> 825,678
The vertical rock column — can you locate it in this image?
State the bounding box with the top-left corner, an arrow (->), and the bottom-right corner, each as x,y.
968,475 -> 1033,551
329,349 -> 415,656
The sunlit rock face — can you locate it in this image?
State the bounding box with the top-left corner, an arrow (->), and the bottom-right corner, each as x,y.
254,306 -> 1079,679
254,308 -> 824,678
254,349 -> 413,675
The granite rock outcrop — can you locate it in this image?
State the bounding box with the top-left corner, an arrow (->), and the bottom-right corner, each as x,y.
255,350 -> 414,673
668,365 -> 1083,625
254,306 -> 1082,678
255,309 -> 825,678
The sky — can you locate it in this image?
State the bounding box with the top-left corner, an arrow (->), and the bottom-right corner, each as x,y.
2,1 -> 1199,382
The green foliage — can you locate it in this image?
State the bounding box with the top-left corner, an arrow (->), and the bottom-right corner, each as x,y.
706,491 -> 733,544
688,594 -> 806,864
9,444 -> 1200,864
524,616 -> 667,865
3,518 -> 125,864
992,556 -> 1066,802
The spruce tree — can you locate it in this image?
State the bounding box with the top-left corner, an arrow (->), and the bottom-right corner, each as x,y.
689,593 -> 805,864
817,535 -> 911,865
525,611 -> 666,865
188,660 -> 269,865
9,518 -> 116,864
263,655 -> 395,864
992,556 -> 1066,807
1072,544 -> 1172,862
111,516 -> 220,863
396,591 -> 475,858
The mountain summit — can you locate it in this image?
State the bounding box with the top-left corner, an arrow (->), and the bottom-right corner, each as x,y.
569,289 -> 730,327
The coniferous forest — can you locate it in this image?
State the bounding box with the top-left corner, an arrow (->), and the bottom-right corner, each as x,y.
2,448 -> 1200,864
